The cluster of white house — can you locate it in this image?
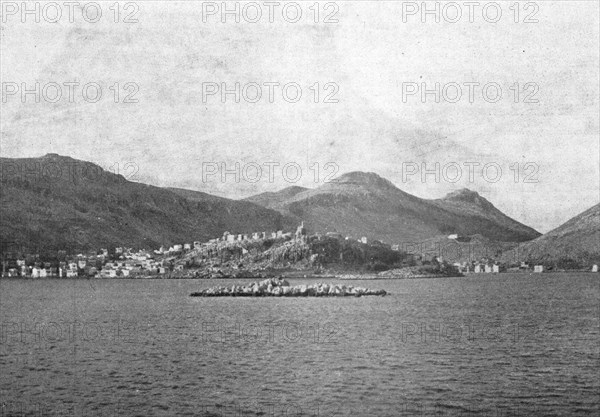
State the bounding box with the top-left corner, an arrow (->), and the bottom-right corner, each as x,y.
6,224 -> 598,277
156,223 -> 309,255
153,231 -> 289,256
8,259 -> 89,278
98,253 -> 167,278
455,263 -> 501,274
3,247 -> 167,278
452,262 -> 545,274
453,262 -> 598,274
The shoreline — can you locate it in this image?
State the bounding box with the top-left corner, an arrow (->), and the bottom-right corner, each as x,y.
1,270 -> 597,281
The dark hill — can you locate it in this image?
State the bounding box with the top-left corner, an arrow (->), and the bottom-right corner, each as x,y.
245,172 -> 541,244
242,185 -> 308,210
501,204 -> 600,266
0,154 -> 293,255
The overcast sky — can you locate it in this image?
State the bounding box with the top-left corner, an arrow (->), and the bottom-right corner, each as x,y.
1,1 -> 598,233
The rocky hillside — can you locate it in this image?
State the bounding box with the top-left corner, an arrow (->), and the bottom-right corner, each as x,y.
245,171 -> 541,244
243,186 -> 308,210
0,154 -> 292,255
500,203 -> 600,267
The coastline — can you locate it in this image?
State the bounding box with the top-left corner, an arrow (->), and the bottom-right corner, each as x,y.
2,270 -> 597,281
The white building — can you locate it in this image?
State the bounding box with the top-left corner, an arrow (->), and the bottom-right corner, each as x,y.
534,265 -> 544,273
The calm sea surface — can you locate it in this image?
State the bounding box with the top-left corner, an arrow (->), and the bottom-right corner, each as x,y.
1,273 -> 598,416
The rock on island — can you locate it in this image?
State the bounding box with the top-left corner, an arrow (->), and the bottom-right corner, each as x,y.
190,278 -> 387,297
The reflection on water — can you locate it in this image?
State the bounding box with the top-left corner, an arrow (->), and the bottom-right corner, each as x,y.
1,273 -> 598,416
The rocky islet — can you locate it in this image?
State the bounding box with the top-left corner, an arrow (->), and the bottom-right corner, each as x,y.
190,278 -> 387,297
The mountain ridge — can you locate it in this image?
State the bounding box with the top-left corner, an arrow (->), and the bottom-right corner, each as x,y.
244,171 -> 541,243
0,154 -> 294,254
1,155 -> 545,255
500,203 -> 600,266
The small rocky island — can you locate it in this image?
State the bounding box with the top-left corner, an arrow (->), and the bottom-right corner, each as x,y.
190,278 -> 387,297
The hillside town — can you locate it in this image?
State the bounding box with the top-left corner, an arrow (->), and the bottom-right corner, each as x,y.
1,225 -> 598,278
1,224 -> 306,278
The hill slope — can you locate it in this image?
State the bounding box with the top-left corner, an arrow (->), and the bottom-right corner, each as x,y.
501,204 -> 600,266
244,171 -> 541,244
243,186 -> 308,210
0,154 -> 293,254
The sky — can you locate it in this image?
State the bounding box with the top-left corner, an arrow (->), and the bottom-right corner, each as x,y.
1,0 -> 599,233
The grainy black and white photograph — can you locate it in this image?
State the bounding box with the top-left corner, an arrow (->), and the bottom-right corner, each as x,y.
0,0 -> 599,415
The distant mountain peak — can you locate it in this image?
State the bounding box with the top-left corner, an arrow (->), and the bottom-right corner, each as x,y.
41,153 -> 73,161
441,188 -> 498,212
278,185 -> 309,195
330,171 -> 398,190
444,188 -> 481,201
